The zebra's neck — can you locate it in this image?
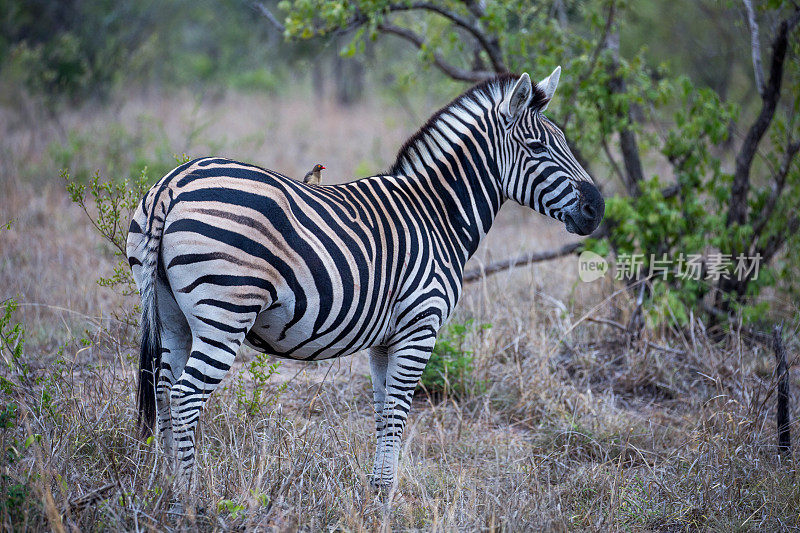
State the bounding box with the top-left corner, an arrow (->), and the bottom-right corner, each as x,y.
392,158 -> 503,268
386,84 -> 510,269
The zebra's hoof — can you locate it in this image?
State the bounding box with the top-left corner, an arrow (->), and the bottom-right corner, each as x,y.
368,475 -> 395,491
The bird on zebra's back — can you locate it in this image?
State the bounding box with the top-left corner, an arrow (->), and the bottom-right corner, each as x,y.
303,163 -> 325,185
127,66 -> 605,492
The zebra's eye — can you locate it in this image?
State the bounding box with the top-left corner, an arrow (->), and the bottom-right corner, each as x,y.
527,139 -> 547,154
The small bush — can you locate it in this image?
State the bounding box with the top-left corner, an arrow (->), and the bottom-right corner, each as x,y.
418,319 -> 489,401
234,355 -> 287,417
6,33 -> 90,102
0,298 -> 37,529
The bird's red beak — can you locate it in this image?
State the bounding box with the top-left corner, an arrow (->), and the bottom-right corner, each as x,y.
321,166 -> 326,170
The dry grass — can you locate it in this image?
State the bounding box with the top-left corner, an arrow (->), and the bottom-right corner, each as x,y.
1,87 -> 799,531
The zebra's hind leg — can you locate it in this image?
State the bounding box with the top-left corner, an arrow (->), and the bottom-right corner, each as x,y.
156,316 -> 191,473
170,328 -> 245,490
370,330 -> 436,487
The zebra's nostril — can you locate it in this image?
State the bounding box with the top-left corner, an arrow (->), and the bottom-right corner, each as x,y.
572,181 -> 605,235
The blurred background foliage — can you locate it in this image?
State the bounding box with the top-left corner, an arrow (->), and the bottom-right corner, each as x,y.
1,0 -> 798,331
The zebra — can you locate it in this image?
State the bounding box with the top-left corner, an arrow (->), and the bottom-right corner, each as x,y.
126,67 -> 604,489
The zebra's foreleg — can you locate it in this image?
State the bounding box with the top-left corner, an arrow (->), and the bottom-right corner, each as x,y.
169,331 -> 241,490
369,345 -> 389,470
370,332 -> 436,487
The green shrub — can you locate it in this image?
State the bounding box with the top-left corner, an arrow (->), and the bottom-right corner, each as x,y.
234,355 -> 287,416
418,319 -> 488,401
0,291 -> 35,528
64,167 -> 152,322
586,76 -> 799,326
6,33 -> 90,101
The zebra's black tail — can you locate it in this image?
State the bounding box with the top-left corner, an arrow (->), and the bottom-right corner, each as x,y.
137,222 -> 164,438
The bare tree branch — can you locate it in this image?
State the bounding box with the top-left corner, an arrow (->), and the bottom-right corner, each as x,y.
701,302 -> 773,345
463,242 -> 583,283
385,2 -> 506,72
253,1 -> 286,32
584,317 -> 686,355
728,7 -> 800,227
742,0 -> 765,96
378,23 -> 495,82
601,137 -> 627,187
606,24 -> 644,195
462,225 -> 610,284
759,215 -> 800,265
751,138 -> 800,238
618,131 -> 645,195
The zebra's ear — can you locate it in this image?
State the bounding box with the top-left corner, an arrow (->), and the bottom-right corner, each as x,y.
536,66 -> 561,111
501,72 -> 533,120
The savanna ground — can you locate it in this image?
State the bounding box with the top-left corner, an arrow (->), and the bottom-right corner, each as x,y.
1,84 -> 799,531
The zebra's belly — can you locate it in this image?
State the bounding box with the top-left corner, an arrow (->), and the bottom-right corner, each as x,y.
243,308 -> 381,361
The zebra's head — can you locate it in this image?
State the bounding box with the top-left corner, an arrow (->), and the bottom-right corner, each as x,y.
498,68 -> 604,235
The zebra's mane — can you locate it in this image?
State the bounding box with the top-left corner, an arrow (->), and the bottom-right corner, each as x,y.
388,73 -> 548,175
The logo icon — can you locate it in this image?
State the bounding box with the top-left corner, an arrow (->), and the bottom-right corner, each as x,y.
578,250 -> 608,282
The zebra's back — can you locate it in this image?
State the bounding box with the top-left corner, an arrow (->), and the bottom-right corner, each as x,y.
127,157 -> 428,361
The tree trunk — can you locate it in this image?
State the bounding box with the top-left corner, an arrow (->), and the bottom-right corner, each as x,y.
333,36 -> 365,106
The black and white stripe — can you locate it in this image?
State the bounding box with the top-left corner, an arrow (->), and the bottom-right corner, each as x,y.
126,68 -> 604,488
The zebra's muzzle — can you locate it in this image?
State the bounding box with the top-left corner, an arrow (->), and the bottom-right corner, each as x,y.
565,181 -> 604,236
